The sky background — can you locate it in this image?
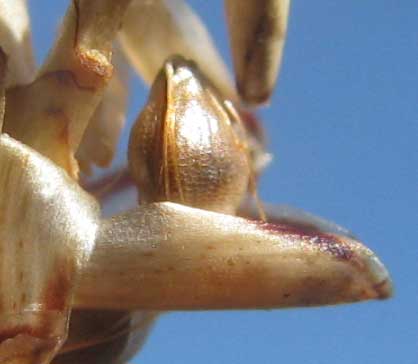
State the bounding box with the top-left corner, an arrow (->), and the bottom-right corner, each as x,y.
29,1 -> 417,363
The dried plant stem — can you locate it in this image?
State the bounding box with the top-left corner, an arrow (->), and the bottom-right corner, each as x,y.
76,46 -> 130,173
3,0 -> 132,177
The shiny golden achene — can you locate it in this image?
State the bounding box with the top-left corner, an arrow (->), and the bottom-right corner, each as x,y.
129,56 -> 251,214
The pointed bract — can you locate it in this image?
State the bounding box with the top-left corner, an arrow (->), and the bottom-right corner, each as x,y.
119,0 -> 236,100
74,202 -> 392,310
225,0 -> 290,105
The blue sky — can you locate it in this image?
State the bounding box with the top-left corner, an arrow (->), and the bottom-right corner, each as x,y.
30,1 -> 417,363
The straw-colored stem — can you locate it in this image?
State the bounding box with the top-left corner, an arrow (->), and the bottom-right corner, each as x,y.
3,0 -> 132,177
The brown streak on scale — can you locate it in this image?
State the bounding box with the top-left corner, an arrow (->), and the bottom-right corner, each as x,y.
43,262 -> 74,311
252,213 -> 328,235
239,110 -> 264,144
45,108 -> 71,144
72,0 -> 80,49
256,220 -> 354,261
244,13 -> 271,64
20,293 -> 27,305
46,108 -> 74,174
0,47 -> 7,81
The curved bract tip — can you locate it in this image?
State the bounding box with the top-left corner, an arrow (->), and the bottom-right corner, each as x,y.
76,202 -> 392,310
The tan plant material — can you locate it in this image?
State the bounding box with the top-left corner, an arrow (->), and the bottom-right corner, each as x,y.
3,0 -> 132,178
76,46 -> 130,174
126,55 -> 254,359
0,1 -> 392,363
129,56 -> 250,214
0,0 -> 35,87
76,59 -> 390,360
119,0 -> 236,100
75,202 -> 391,310
0,135 -> 99,363
225,0 -> 290,105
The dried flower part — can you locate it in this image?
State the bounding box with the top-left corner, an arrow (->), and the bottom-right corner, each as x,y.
0,0 -> 36,87
129,57 -> 250,214
3,0 -> 132,178
76,46 -> 130,174
74,202 -> 391,310
225,0 -> 290,105
238,109 -> 272,176
0,135 -> 100,363
119,0 -> 236,100
83,114 -> 271,205
55,310 -> 156,363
